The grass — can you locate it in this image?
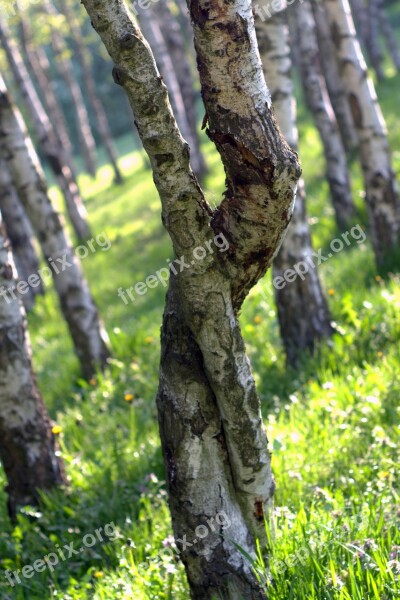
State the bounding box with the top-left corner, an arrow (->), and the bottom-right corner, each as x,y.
0,65 -> 400,600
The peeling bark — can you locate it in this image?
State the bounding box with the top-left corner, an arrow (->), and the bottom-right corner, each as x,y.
0,17 -> 91,242
81,0 -> 301,596
42,0 -> 97,178
0,75 -> 110,380
256,4 -> 333,366
324,0 -> 400,264
0,158 -> 44,312
311,0 -> 358,152
290,0 -> 355,229
0,215 -> 66,518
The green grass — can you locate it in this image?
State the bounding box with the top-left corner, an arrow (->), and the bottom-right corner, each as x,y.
0,67 -> 400,600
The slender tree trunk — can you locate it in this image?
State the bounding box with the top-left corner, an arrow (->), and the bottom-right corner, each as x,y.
18,11 -> 78,181
137,5 -> 206,180
290,0 -> 355,229
323,0 -> 400,264
0,158 -> 44,312
61,0 -> 123,184
0,76 -> 110,380
0,18 -> 91,242
0,216 -> 66,518
311,0 -> 358,152
157,0 -> 207,180
42,0 -> 97,177
256,5 -> 333,366
81,0 -> 301,596
378,3 -> 400,70
367,0 -> 385,80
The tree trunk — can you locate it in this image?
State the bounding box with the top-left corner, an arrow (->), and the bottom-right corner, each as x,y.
0,76 -> 110,380
378,2 -> 400,70
0,158 -> 44,312
157,0 -> 207,180
290,0 -> 355,229
42,0 -> 97,178
61,0 -> 123,184
81,0 -> 301,597
137,5 -> 206,180
323,0 -> 400,264
0,215 -> 66,518
311,0 -> 359,152
256,5 -> 333,367
18,11 -> 78,181
367,0 -> 385,81
0,17 -> 91,242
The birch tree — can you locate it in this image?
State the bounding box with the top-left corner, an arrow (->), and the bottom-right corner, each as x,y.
81,0 -> 301,596
256,6 -> 333,366
0,76 -> 110,380
322,0 -> 400,264
290,0 -> 355,229
0,158 -> 43,311
0,17 -> 91,241
0,214 -> 66,518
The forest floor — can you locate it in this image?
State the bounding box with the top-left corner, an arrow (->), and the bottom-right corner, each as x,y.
0,64 -> 400,599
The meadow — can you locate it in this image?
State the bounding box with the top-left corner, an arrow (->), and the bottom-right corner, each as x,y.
0,63 -> 399,599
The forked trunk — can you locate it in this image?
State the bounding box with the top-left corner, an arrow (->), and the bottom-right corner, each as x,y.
311,0 -> 358,152
81,0 -> 301,596
0,18 -> 91,241
0,158 -> 44,311
0,76 -> 110,380
0,216 -> 66,518
256,5 -> 333,366
290,0 -> 355,229
323,0 -> 400,264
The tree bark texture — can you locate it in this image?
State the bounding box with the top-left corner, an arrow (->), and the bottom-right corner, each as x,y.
42,0 -> 98,177
311,0 -> 359,152
0,76 -> 110,380
0,17 -> 91,242
81,0 -> 301,597
0,216 -> 66,518
290,0 -> 355,229
256,5 -> 333,367
61,0 -> 123,184
0,158 -> 44,312
323,0 -> 400,264
367,0 -> 385,81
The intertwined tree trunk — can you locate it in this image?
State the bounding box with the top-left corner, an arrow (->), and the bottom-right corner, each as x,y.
0,158 -> 44,311
82,0 -> 301,596
0,76 -> 110,380
256,6 -> 333,366
290,0 -> 355,229
323,0 -> 400,264
0,216 -> 66,518
312,0 -> 358,152
61,0 -> 123,184
0,18 -> 91,241
42,0 -> 97,178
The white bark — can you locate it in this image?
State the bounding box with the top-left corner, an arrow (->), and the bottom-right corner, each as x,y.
0,75 -> 110,380
324,0 -> 400,263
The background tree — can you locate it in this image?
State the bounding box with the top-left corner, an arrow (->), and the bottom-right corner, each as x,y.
0,214 -> 66,518
82,0 -> 301,597
0,75 -> 110,380
256,5 -> 333,366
